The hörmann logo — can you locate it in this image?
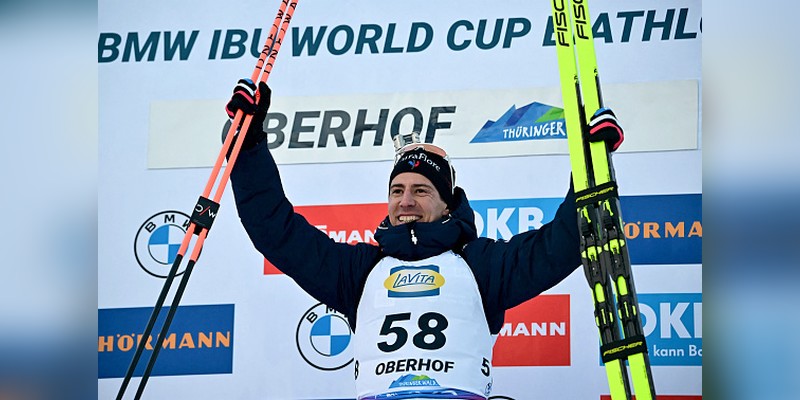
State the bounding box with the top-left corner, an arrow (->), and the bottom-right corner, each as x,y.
98,304 -> 234,378
384,265 -> 445,298
134,210 -> 191,277
263,202 -> 386,274
493,294 -> 570,366
470,102 -> 565,144
621,194 -> 701,264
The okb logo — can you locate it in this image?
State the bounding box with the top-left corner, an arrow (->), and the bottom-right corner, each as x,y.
613,293 -> 702,367
470,198 -> 562,240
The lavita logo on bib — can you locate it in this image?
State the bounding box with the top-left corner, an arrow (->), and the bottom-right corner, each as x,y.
384,265 -> 445,298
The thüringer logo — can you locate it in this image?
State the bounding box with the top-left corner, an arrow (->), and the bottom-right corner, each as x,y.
296,303 -> 353,371
134,210 -> 190,278
470,101 -> 566,143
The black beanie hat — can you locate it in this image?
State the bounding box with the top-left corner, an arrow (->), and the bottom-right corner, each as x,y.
389,146 -> 455,208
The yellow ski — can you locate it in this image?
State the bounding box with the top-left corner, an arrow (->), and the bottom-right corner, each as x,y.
549,0 -> 657,399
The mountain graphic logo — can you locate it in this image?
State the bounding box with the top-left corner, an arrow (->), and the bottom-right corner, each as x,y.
388,374 -> 440,388
470,102 -> 567,143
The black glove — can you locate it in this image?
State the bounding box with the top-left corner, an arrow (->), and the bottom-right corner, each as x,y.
586,107 -> 624,152
224,78 -> 271,150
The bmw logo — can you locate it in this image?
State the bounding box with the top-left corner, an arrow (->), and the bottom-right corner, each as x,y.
134,210 -> 191,278
296,303 -> 353,371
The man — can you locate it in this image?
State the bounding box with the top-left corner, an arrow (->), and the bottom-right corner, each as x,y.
226,79 -> 624,400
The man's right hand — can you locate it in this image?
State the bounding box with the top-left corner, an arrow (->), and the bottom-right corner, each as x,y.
586,107 -> 624,152
225,78 -> 271,150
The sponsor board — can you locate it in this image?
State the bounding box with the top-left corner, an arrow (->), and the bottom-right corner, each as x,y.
472,194 -> 702,265
470,101 -> 565,143
134,210 -> 191,278
263,194 -> 701,275
493,294 -> 570,367
469,197 -> 563,240
596,293 -> 702,368
149,81 -> 697,168
296,303 -> 354,371
621,194 -> 702,265
635,293 -> 702,367
98,304 -> 234,378
263,202 -> 386,274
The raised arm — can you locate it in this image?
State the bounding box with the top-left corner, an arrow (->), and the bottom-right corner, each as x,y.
225,80 -> 380,319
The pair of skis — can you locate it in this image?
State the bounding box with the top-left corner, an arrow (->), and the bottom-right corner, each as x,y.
548,0 -> 657,399
115,1 -> 298,399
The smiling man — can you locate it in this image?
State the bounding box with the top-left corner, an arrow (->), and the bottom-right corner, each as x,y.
388,143 -> 454,225
226,80 -> 623,400
389,172 -> 449,226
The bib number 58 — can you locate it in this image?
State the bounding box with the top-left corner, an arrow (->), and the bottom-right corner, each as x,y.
377,312 -> 448,352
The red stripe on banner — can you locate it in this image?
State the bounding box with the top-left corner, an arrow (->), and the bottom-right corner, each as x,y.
493,294 -> 571,366
263,202 -> 387,275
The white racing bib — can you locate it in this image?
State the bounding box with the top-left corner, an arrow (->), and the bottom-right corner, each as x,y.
354,251 -> 493,400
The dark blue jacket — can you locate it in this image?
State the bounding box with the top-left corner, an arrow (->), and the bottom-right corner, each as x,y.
230,141 -> 581,334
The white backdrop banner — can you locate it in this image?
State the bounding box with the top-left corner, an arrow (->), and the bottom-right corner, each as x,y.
148,80 -> 698,168
98,0 -> 702,399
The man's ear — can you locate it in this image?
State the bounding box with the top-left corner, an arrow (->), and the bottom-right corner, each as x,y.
442,208 -> 450,216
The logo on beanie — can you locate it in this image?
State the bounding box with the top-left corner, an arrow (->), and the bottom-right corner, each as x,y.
401,152 -> 442,172
391,147 -> 454,206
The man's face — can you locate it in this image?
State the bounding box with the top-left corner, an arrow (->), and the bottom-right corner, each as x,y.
388,172 -> 450,226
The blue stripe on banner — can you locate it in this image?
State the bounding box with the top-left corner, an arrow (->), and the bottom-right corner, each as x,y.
619,194 -> 702,265
470,193 -> 702,265
98,304 -> 234,378
622,293 -> 702,367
